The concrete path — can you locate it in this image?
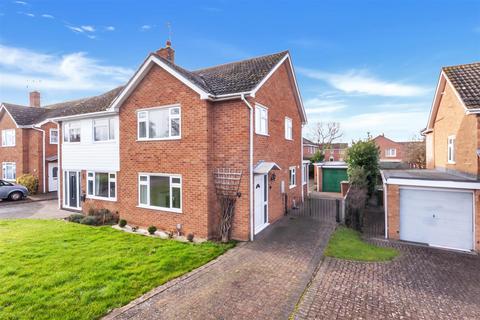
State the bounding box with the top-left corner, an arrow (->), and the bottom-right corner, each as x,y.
0,199 -> 69,219
105,215 -> 336,320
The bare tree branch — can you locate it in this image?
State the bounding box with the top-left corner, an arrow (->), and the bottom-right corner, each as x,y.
310,121 -> 344,151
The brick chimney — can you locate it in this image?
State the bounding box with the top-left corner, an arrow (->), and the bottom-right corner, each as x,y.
29,91 -> 41,108
156,40 -> 175,63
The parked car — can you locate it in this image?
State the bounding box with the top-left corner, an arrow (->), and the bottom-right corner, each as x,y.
0,180 -> 29,201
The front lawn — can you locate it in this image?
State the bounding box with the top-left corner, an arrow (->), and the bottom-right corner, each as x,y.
324,226 -> 398,262
0,220 -> 233,320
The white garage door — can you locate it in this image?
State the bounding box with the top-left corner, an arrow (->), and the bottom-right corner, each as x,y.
400,188 -> 473,251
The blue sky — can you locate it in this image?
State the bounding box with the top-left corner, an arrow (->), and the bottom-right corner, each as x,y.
0,0 -> 479,142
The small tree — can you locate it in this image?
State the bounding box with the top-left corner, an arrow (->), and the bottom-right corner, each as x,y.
404,136 -> 426,168
345,167 -> 369,231
346,138 -> 380,196
309,150 -> 324,163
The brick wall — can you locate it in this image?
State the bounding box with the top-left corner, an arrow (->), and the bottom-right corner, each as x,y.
386,184 -> 400,240
253,61 -> 303,226
0,110 -> 25,179
432,82 -> 478,177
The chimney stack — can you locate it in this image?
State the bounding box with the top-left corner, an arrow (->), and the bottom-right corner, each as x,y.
29,91 -> 41,108
156,40 -> 175,63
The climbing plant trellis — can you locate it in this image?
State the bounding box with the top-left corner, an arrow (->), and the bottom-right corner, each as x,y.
213,168 -> 243,242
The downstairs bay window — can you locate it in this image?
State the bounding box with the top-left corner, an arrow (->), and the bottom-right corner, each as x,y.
138,173 -> 182,213
87,172 -> 116,200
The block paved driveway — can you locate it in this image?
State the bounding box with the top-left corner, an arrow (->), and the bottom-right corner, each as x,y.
105,214 -> 337,320
294,239 -> 480,320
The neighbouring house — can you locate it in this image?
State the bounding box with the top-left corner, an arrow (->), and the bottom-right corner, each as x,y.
313,161 -> 348,193
303,138 -> 319,159
374,134 -> 424,169
382,62 -> 480,252
0,92 -> 60,193
2,42 -> 307,241
320,143 -> 348,162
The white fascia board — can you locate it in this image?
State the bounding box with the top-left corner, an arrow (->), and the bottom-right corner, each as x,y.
51,110 -> 118,122
250,54 -> 307,124
108,55 -> 211,112
425,72 -> 445,131
385,177 -> 480,189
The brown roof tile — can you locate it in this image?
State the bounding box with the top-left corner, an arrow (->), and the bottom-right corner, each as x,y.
443,62 -> 480,109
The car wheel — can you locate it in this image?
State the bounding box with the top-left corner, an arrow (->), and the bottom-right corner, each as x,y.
9,192 -> 23,201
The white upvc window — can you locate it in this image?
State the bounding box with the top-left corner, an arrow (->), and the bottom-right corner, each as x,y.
93,118 -> 115,142
63,122 -> 81,143
1,129 -> 15,147
285,117 -> 293,140
448,135 -> 456,164
385,148 -> 396,157
138,173 -> 182,213
87,172 -> 117,200
289,166 -> 296,188
302,163 -> 308,185
2,162 -> 16,181
49,128 -> 58,144
137,105 -> 181,140
255,104 -> 268,135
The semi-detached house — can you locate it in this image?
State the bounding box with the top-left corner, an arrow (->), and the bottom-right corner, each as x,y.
1,42 -> 308,241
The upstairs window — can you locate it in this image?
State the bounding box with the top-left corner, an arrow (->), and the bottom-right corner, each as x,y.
285,117 -> 293,140
63,122 -> 81,143
448,135 -> 456,163
1,129 -> 15,147
138,106 -> 181,140
49,129 -> 58,144
94,118 -> 115,142
385,148 -> 396,157
255,105 -> 268,135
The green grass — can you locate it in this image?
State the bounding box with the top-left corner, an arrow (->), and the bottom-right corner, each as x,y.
324,226 -> 398,262
0,220 -> 234,320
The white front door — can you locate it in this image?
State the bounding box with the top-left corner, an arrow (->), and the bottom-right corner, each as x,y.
254,174 -> 269,234
400,188 -> 474,251
48,162 -> 58,192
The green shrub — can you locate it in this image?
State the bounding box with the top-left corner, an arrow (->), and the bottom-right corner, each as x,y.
147,226 -> 157,235
80,216 -> 100,226
118,219 -> 127,227
67,214 -> 84,223
16,174 -> 39,194
86,208 -> 119,225
310,150 -> 324,163
346,138 -> 380,195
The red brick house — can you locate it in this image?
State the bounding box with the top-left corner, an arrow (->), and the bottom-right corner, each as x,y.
373,134 -> 421,169
382,62 -> 480,252
0,92 -> 60,193
303,138 -> 319,159
321,143 -> 348,162
9,42 -> 306,241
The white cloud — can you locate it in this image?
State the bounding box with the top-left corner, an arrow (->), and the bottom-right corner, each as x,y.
0,44 -> 133,91
81,25 -> 95,32
41,14 -> 54,19
14,1 -> 27,5
66,25 -> 84,33
105,26 -> 115,31
299,68 -> 427,97
141,25 -> 152,31
305,98 -> 346,114
306,110 -> 428,141
18,11 -> 34,17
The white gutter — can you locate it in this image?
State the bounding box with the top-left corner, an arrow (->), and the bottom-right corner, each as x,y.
51,110 -> 118,122
32,126 -> 46,194
241,94 -> 255,241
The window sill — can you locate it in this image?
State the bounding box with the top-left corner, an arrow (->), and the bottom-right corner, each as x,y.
137,137 -> 181,142
86,195 -> 117,202
447,161 -> 456,164
285,138 -> 293,141
137,205 -> 182,214
289,185 -> 296,189
92,140 -> 117,144
255,132 -> 269,137
1,145 -> 15,147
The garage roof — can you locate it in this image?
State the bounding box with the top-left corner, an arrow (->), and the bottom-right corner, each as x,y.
382,169 -> 477,182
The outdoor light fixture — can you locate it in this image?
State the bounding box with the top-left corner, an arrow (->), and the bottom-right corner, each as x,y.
271,173 -> 276,181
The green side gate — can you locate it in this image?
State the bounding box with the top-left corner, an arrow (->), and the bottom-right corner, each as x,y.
322,167 -> 348,193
